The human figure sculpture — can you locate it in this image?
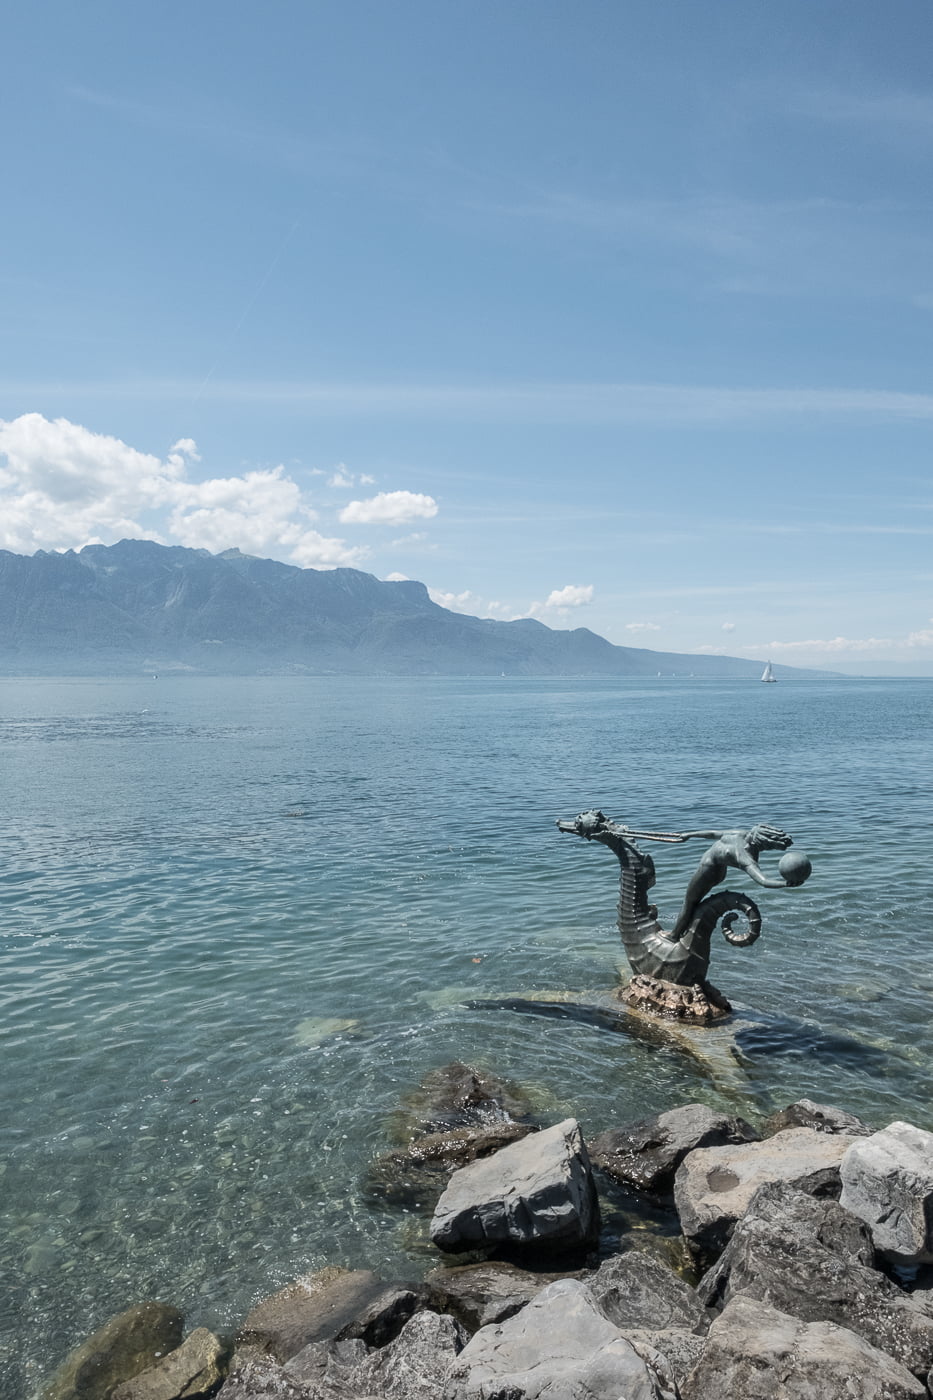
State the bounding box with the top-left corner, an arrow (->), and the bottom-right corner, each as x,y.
557,810 -> 811,1022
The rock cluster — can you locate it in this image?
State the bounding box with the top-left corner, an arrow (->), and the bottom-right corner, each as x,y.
39,1075 -> 933,1400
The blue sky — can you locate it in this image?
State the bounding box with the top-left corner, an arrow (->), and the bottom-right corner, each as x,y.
2,1 -> 932,673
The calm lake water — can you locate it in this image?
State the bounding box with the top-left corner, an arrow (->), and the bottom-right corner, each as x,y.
2,674 -> 932,1393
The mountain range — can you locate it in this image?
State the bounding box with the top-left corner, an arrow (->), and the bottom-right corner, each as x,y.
0,540 -> 812,678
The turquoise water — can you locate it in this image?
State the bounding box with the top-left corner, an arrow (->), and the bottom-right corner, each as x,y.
2,675 -> 932,1394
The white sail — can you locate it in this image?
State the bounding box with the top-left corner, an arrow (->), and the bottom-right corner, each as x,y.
761,661 -> 776,683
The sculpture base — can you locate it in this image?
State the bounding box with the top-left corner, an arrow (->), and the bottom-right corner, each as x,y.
620,974 -> 732,1025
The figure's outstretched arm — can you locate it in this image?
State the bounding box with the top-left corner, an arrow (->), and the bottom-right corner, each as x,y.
736,853 -> 787,888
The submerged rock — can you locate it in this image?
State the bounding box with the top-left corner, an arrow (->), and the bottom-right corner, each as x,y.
40,1302 -> 185,1400
390,1060 -> 534,1142
590,1103 -> 759,1197
430,1118 -> 599,1256
364,1121 -> 534,1208
237,1267 -> 419,1363
110,1328 -> 228,1400
367,1060 -> 537,1208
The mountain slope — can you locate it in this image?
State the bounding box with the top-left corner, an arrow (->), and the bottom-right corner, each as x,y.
0,540 -> 813,678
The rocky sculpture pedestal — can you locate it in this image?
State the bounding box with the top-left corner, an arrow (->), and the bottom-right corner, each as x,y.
620,974 -> 732,1025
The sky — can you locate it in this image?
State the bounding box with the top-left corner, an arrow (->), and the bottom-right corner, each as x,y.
1,1 -> 932,674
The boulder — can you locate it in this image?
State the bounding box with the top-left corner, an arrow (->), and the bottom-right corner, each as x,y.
286,1309 -> 468,1399
762,1098 -> 871,1138
340,1309 -> 467,1399
586,1246 -> 710,1334
111,1329 -> 228,1399
40,1301 -> 185,1400
281,1337 -> 367,1393
698,1181 -> 933,1378
839,1121 -> 933,1266
589,1104 -> 759,1196
444,1278 -> 670,1399
424,1260 -> 584,1331
680,1294 -> 926,1399
623,1327 -> 706,1391
215,1352 -> 308,1399
673,1127 -> 858,1266
237,1267 -> 416,1362
430,1118 -> 599,1256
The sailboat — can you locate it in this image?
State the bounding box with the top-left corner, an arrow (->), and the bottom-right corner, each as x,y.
761,660 -> 777,683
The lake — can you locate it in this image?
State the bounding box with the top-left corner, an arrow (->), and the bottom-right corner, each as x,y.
2,674 -> 932,1393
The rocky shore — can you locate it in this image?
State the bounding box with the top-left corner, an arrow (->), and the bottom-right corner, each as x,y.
39,1064 -> 933,1400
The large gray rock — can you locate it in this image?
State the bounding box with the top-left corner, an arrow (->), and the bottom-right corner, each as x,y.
237,1268 -> 410,1362
286,1309 -> 468,1399
111,1328 -> 228,1399
444,1278 -> 669,1399
586,1246 -> 710,1334
840,1121 -> 933,1266
430,1118 -> 599,1255
680,1294 -> 926,1399
762,1098 -> 872,1139
673,1127 -> 857,1265
698,1181 -> 933,1378
589,1104 -> 759,1196
216,1352 -> 309,1399
40,1302 -> 185,1400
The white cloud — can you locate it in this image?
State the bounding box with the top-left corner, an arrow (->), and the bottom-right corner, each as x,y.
0,412 -> 366,568
385,571 -> 409,581
721,621 -> 737,632
429,587 -> 481,614
339,490 -> 438,526
625,621 -> 661,633
328,465 -> 354,488
545,584 -> 594,609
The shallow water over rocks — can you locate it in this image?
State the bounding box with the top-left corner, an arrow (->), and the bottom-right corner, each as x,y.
2,674 -> 931,1394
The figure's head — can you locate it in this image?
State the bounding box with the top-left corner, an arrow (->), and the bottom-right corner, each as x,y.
748,823 -> 792,852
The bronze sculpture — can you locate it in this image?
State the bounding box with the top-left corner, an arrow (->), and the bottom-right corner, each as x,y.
557,810 -> 812,1023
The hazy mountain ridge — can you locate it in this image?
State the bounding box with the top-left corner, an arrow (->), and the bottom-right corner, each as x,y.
0,540 -> 812,677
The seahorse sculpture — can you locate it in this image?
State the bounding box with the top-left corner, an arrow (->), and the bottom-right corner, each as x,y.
557,809 -> 810,1017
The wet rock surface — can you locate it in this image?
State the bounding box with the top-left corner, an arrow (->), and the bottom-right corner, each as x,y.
40,1301 -> 185,1400
430,1117 -> 599,1256
110,1328 -> 229,1400
589,1103 -> 759,1196
762,1098 -> 872,1138
237,1268 -> 414,1362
